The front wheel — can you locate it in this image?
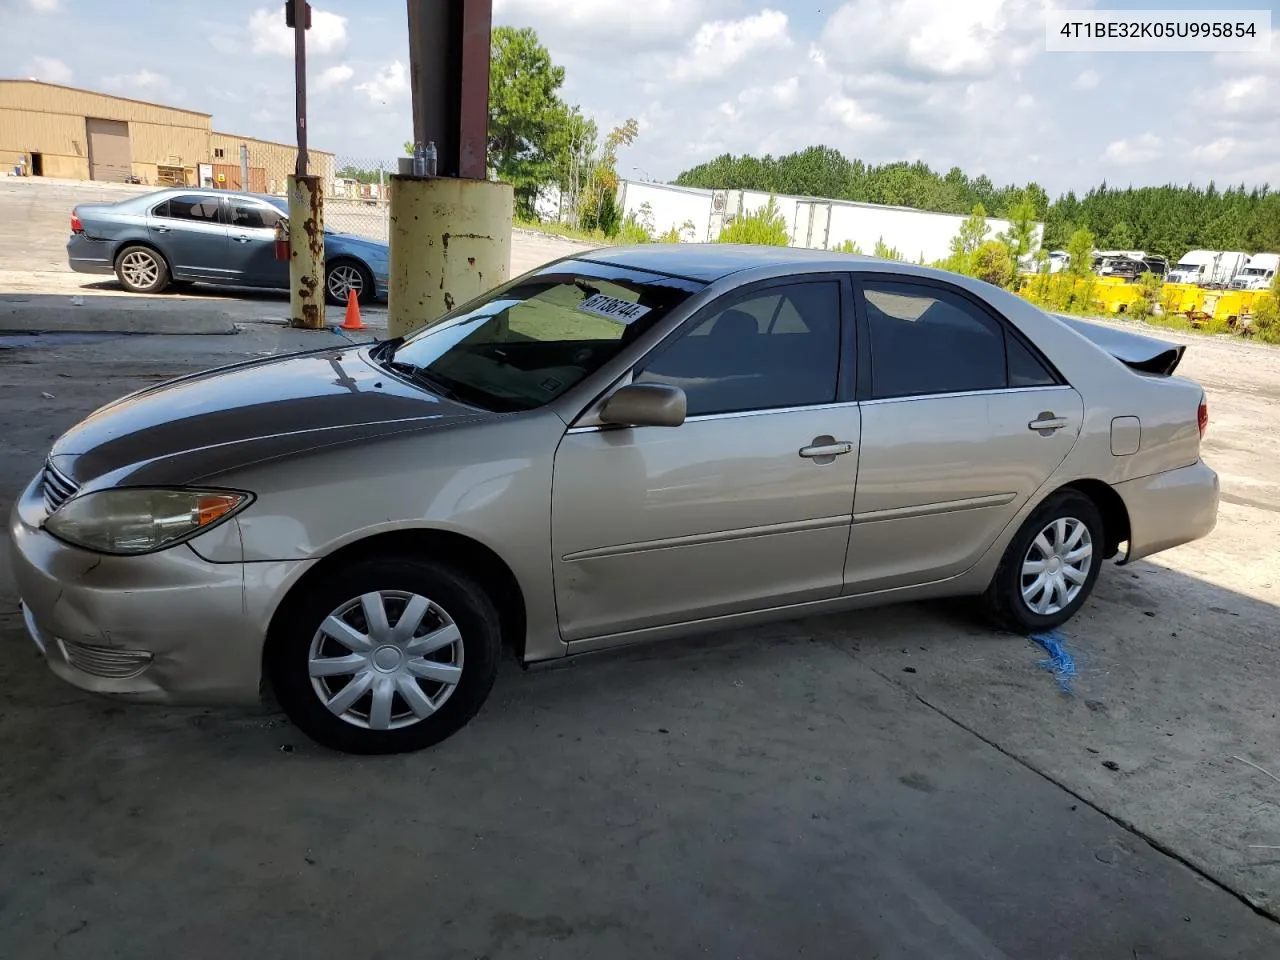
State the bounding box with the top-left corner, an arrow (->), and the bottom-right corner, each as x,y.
115,245 -> 170,294
267,556 -> 501,754
983,490 -> 1104,633
325,260 -> 374,306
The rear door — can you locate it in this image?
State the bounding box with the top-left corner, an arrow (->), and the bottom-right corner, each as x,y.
147,194 -> 231,281
225,196 -> 289,287
844,276 -> 1083,594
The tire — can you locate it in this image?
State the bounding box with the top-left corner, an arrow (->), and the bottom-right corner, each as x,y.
114,244 -> 171,294
325,260 -> 374,306
983,490 -> 1105,634
267,556 -> 501,754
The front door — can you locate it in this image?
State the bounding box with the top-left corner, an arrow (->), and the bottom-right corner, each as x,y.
148,194 -> 230,281
844,277 -> 1083,594
552,277 -> 860,642
225,197 -> 289,287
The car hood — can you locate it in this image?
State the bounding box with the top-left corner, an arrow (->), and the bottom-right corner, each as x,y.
51,347 -> 492,488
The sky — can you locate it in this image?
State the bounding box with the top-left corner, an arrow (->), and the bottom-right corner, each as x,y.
3,0 -> 1278,197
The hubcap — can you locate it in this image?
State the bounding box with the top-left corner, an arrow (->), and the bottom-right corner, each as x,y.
1021,517 -> 1093,616
327,264 -> 364,301
121,250 -> 159,288
308,591 -> 464,731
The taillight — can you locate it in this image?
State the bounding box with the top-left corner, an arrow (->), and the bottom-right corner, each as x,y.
1198,396 -> 1208,439
70,212 -> 83,233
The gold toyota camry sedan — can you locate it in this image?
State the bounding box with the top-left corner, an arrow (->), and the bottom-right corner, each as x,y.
10,246 -> 1219,753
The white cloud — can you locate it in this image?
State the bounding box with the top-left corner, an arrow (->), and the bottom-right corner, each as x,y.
1102,133 -> 1163,166
25,0 -> 61,11
1194,74 -> 1271,118
673,10 -> 791,82
102,69 -> 183,101
22,55 -> 72,84
355,61 -> 408,105
822,0 -> 1037,78
1190,138 -> 1237,164
247,7 -> 347,57
823,94 -> 886,133
316,64 -> 354,91
1072,69 -> 1100,90
494,0 -> 706,47
769,76 -> 799,107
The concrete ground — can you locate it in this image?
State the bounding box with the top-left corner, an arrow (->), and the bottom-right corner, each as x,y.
3,178 -> 1280,958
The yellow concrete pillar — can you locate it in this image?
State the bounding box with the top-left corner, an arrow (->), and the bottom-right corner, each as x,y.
287,174 -> 325,329
387,176 -> 513,339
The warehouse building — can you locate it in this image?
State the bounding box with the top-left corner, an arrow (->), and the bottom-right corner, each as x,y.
0,79 -> 334,192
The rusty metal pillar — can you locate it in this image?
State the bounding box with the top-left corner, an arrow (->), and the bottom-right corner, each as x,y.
288,174 -> 325,329
390,0 -> 510,339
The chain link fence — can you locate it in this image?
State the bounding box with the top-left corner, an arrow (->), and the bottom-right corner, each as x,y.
255,154 -> 398,243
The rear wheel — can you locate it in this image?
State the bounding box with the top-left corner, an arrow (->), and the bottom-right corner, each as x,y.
114,245 -> 170,294
325,260 -> 374,306
267,556 -> 501,754
984,490 -> 1104,633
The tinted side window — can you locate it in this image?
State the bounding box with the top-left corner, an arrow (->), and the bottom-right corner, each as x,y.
166,195 -> 223,223
864,282 -> 1005,399
636,281 -> 841,416
1006,333 -> 1058,387
229,201 -> 285,229
150,199 -> 170,218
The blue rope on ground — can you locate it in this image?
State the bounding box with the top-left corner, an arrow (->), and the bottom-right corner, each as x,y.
1030,630 -> 1076,694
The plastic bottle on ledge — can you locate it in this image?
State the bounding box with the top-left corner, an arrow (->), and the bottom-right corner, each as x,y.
425,142 -> 438,178
412,142 -> 426,177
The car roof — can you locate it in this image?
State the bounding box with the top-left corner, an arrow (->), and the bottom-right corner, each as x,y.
575,244 -> 884,282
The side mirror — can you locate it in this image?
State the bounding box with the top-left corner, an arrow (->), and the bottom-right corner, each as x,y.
599,383 -> 686,428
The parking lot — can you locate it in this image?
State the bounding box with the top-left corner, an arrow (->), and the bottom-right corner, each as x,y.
3,178 -> 1280,958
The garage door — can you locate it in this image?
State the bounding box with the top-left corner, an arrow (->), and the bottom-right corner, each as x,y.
86,118 -> 132,182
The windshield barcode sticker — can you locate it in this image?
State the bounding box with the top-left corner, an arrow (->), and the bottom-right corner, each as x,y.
577,293 -> 651,325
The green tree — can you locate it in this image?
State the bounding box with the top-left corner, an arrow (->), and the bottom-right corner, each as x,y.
873,237 -> 903,261
833,239 -> 863,254
999,195 -> 1039,263
718,197 -> 790,246
579,118 -> 638,236
1066,227 -> 1096,277
488,26 -> 569,216
972,240 -> 1015,287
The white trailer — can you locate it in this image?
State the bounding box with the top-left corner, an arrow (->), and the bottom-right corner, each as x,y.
1228,253 -> 1280,290
615,179 -> 1039,263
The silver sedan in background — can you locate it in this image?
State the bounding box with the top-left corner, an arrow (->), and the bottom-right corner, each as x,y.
10,245 -> 1218,753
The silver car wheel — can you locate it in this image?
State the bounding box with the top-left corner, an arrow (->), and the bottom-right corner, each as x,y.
120,249 -> 160,288
308,590 -> 464,731
327,263 -> 364,301
1020,517 -> 1093,616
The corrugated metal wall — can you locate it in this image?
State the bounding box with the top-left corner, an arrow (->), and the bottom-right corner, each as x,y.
1,81 -> 337,190
0,79 -> 209,128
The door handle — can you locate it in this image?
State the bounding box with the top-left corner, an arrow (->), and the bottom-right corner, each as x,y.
153,226 -> 170,233
232,235 -> 252,243
799,439 -> 853,459
1029,413 -> 1068,434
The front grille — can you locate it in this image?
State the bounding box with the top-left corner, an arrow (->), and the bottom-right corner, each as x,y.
56,638 -> 153,680
41,460 -> 78,514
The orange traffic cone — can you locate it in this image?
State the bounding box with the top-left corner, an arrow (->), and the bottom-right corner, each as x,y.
340,287 -> 366,331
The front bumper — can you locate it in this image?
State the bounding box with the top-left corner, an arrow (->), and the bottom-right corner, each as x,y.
1114,459 -> 1219,564
9,473 -> 310,704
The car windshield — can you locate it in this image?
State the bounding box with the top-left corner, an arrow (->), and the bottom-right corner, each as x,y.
385,262 -> 703,412
1240,267 -> 1266,277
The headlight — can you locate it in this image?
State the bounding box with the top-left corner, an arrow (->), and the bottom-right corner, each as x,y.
44,488 -> 251,555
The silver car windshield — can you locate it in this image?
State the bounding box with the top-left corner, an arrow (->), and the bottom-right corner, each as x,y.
386,264 -> 704,412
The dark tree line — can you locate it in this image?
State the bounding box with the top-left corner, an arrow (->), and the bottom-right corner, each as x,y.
674,146 -> 1280,262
